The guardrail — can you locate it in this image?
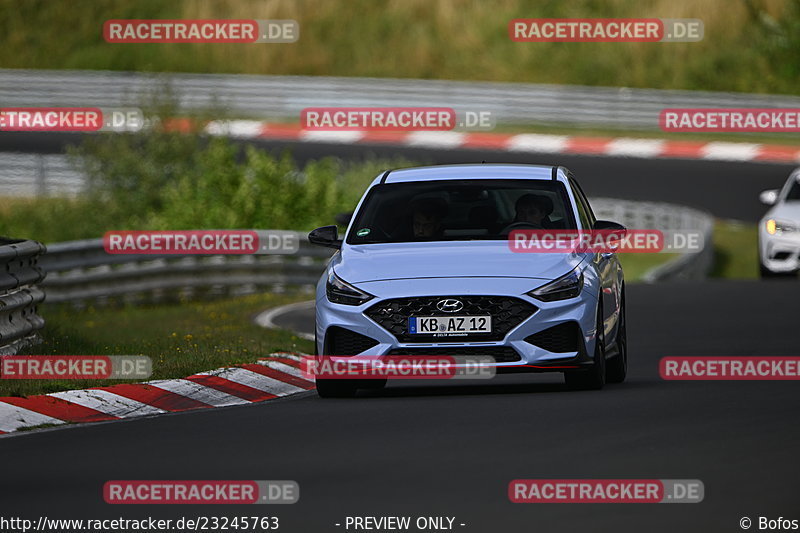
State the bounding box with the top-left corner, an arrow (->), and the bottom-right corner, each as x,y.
2,68 -> 798,130
39,234 -> 333,306
591,198 -> 715,282
0,153 -> 83,197
37,199 -> 714,306
0,238 -> 46,354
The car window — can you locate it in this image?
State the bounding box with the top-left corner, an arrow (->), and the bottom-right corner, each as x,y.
346,179 -> 577,244
785,179 -> 800,201
569,178 -> 595,229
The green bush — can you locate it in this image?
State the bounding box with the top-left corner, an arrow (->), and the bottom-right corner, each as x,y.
0,122 -> 414,243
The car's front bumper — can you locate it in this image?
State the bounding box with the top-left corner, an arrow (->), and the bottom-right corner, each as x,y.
759,227 -> 800,273
315,276 -> 600,372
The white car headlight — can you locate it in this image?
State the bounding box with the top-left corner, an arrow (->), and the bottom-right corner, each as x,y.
766,219 -> 797,235
326,270 -> 374,305
528,266 -> 584,302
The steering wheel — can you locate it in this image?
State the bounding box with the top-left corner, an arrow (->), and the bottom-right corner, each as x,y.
501,221 -> 544,234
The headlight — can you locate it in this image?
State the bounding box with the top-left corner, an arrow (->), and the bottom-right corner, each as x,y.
326,270 -> 374,305
528,267 -> 584,302
766,219 -> 796,235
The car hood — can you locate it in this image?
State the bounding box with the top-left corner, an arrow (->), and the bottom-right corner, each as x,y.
333,241 -> 585,283
764,201 -> 800,223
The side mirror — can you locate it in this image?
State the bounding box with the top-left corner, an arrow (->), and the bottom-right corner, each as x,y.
759,189 -> 779,206
593,220 -> 626,232
308,225 -> 342,249
335,212 -> 353,227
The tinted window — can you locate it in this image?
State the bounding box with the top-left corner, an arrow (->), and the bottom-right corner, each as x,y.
346,179 -> 577,244
786,180 -> 800,201
569,178 -> 595,229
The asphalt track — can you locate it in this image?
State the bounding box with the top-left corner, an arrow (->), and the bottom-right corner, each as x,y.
0,131 -> 796,221
1,136 -> 799,531
1,281 -> 799,532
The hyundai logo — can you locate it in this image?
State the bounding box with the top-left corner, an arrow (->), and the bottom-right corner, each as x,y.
436,299 -> 464,313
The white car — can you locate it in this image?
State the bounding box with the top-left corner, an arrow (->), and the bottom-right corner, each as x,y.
759,168 -> 800,278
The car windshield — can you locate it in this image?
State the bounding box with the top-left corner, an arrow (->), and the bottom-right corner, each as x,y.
346,179 -> 577,244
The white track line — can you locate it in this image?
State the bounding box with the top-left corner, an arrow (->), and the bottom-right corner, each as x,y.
506,134 -> 570,153
146,379 -> 250,407
404,131 -> 466,148
701,142 -> 761,161
605,138 -> 666,158
205,120 -> 264,138
259,359 -> 307,380
254,300 -> 315,341
0,403 -> 65,433
49,389 -> 165,418
300,130 -> 365,143
200,367 -> 305,396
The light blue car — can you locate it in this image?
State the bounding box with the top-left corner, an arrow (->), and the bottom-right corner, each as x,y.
309,164 -> 627,397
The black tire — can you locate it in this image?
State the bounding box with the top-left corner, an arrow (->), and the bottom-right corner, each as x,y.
606,288 -> 627,384
315,378 -> 358,398
564,302 -> 606,390
361,378 -> 388,389
314,328 -> 360,398
760,262 -> 796,279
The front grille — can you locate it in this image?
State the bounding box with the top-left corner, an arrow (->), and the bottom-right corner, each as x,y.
388,346 -> 521,363
365,295 -> 537,342
524,322 -> 582,353
324,326 -> 379,355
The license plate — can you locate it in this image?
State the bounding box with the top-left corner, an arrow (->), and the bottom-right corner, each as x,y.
408,316 -> 492,335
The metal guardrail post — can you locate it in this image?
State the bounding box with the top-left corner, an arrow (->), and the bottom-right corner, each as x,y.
0,237 -> 47,355
39,232 -> 335,306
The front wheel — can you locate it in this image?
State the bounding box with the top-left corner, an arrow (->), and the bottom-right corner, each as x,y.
606,288 -> 627,384
759,262 -> 796,279
314,329 -> 358,398
564,302 -> 606,390
315,378 -> 358,398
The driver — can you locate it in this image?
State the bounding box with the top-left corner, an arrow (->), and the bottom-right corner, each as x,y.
513,194 -> 552,228
411,198 -> 446,239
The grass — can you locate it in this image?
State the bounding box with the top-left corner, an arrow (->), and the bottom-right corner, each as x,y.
618,252 -> 678,280
0,0 -> 798,95
710,219 -> 760,279
0,292 -> 314,398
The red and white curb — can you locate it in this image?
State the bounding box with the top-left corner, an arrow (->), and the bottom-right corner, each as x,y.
203,120 -> 800,164
0,353 -> 313,435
